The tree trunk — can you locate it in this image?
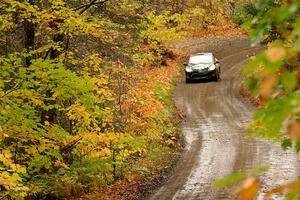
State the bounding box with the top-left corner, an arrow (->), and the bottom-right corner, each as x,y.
24,0 -> 35,67
152,0 -> 160,14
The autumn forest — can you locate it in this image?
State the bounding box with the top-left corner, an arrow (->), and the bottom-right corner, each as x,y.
1,0 -> 300,199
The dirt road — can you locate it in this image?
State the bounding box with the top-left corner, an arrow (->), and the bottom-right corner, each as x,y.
149,37 -> 300,200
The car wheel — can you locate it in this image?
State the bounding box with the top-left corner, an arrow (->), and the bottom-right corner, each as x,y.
214,72 -> 218,82
186,77 -> 191,83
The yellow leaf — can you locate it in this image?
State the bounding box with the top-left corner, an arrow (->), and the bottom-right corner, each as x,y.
54,160 -> 69,169
32,98 -> 43,106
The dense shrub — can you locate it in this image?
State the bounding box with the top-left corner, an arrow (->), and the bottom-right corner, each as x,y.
232,2 -> 258,25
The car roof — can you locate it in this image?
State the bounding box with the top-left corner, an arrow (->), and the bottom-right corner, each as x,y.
190,53 -> 213,57
188,53 -> 214,64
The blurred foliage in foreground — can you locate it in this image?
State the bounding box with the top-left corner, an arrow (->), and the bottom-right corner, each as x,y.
217,0 -> 300,200
244,0 -> 300,156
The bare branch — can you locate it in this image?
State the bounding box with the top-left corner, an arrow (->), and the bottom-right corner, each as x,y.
74,0 -> 109,15
0,83 -> 19,98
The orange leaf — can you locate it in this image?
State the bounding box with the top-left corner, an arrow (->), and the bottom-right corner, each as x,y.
259,74 -> 277,98
234,177 -> 261,200
265,181 -> 300,197
288,121 -> 300,141
266,47 -> 286,63
296,69 -> 300,82
265,183 -> 293,197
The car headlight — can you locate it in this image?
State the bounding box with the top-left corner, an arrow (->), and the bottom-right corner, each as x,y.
209,65 -> 216,71
185,66 -> 193,73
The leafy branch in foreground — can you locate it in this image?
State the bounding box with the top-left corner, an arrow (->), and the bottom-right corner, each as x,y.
214,165 -> 270,200
221,0 -> 300,199
243,0 -> 300,151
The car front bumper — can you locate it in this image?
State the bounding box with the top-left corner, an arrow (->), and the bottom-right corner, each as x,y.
186,69 -> 217,80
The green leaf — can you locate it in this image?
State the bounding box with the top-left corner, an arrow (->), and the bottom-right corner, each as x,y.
282,138 -> 292,151
295,142 -> 300,153
281,71 -> 297,91
137,167 -> 150,174
286,191 -> 298,200
252,165 -> 270,174
247,77 -> 259,94
213,172 -> 247,188
57,168 -> 66,175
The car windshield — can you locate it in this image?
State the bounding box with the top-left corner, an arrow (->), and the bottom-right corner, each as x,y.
189,55 -> 213,65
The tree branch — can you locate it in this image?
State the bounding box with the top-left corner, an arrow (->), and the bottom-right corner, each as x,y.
0,83 -> 19,98
75,0 -> 109,15
61,137 -> 83,153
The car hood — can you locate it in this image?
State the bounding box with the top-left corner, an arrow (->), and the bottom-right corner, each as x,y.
190,63 -> 212,70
